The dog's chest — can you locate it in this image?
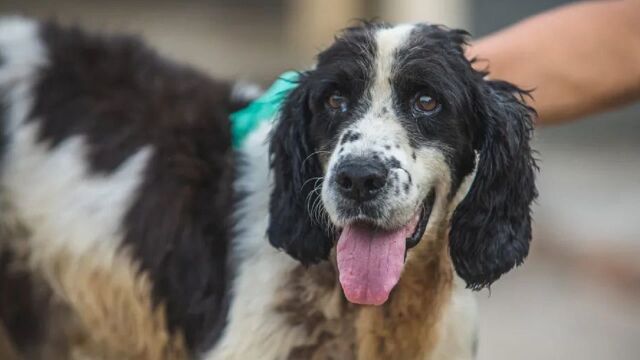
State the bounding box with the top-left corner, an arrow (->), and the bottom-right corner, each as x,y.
208,232 -> 462,360
239,249 -> 453,360
275,260 -> 358,360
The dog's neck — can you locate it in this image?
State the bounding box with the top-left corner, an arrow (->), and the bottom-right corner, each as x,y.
355,225 -> 453,359
275,221 -> 453,359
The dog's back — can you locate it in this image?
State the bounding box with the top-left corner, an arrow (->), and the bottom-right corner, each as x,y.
0,17 -> 240,358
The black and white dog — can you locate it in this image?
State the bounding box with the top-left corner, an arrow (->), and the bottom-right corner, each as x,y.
0,17 -> 536,359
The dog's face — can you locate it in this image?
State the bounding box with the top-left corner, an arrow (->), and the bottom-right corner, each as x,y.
316,24 -> 473,235
269,23 -> 537,305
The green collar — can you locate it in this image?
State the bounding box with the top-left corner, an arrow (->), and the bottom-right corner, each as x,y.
230,71 -> 300,148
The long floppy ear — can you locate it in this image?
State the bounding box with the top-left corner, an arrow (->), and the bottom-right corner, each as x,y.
450,79 -> 538,289
267,75 -> 333,264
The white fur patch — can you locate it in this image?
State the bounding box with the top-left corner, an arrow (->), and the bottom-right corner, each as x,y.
3,122 -> 152,270
0,17 -> 45,88
204,122 -> 309,360
432,276 -> 478,360
0,16 -> 47,140
369,24 -> 415,109
230,81 -> 263,104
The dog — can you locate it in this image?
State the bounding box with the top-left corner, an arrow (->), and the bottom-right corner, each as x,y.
0,17 -> 537,359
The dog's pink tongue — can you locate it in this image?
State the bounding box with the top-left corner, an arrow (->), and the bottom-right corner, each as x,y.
337,216 -> 418,306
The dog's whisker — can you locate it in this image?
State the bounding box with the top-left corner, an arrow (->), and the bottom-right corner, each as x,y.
301,150 -> 330,168
310,187 -> 325,225
305,179 -> 325,222
309,182 -> 329,227
304,178 -> 324,214
301,176 -> 324,192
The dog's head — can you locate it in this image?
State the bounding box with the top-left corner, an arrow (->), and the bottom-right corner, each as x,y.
268,23 -> 537,304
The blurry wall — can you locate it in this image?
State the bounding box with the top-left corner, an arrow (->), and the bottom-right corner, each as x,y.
0,0 -> 473,83
0,0 -> 290,83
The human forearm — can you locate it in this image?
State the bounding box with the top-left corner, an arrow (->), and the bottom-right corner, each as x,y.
468,0 -> 640,125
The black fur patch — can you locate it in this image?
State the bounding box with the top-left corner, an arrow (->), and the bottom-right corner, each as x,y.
0,249 -> 49,353
341,130 -> 361,144
388,157 -> 401,169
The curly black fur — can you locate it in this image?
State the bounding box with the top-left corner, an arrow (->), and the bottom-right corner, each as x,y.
268,77 -> 335,264
449,79 -> 538,290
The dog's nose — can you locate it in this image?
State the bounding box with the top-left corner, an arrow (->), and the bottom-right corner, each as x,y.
335,160 -> 388,202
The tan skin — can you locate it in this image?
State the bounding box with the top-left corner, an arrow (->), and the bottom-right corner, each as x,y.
467,0 -> 640,126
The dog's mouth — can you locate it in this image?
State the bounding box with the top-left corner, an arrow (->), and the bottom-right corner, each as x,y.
336,192 -> 435,306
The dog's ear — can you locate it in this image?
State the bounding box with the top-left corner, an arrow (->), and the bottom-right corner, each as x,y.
450,79 -> 538,290
267,74 -> 333,264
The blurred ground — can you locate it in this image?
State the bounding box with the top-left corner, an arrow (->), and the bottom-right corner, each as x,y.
477,247 -> 640,360
1,1 -> 639,359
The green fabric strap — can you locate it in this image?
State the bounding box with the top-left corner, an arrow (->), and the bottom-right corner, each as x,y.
230,71 -> 300,148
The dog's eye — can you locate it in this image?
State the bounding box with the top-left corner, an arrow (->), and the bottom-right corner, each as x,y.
414,93 -> 440,114
326,92 -> 348,112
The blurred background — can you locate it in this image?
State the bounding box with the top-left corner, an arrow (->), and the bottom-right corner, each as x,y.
1,0 -> 638,359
